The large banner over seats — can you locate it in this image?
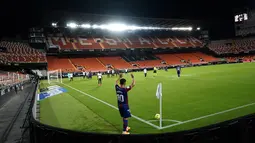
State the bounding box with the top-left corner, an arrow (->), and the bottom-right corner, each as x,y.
47,36 -> 203,50
38,85 -> 67,101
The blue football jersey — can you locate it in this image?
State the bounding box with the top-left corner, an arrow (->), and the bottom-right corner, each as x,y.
115,84 -> 132,106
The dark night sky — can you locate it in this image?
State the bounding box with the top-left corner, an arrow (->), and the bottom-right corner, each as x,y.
0,0 -> 253,39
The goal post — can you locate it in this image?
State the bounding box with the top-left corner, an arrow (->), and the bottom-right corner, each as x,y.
47,69 -> 62,84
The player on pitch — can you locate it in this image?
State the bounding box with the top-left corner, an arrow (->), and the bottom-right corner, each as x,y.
115,73 -> 135,134
176,66 -> 181,77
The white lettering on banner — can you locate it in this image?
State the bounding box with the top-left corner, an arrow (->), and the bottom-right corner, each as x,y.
166,38 -> 174,43
104,38 -> 117,45
157,38 -> 168,45
79,38 -> 92,45
52,37 -> 67,45
61,37 -> 67,45
47,37 -> 53,45
94,38 -> 102,43
122,38 -> 132,45
139,37 -> 151,45
189,37 -> 202,44
116,38 -> 122,42
175,38 -> 187,44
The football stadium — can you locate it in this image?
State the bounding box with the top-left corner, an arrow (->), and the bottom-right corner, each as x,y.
0,6 -> 255,143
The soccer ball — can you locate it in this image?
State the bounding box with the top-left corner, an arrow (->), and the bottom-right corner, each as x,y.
155,114 -> 160,120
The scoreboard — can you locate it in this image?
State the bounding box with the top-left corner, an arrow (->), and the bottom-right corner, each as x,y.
235,9 -> 255,36
234,13 -> 248,23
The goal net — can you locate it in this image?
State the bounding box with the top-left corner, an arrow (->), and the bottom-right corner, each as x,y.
47,69 -> 62,84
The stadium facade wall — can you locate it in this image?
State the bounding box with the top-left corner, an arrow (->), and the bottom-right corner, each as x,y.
26,80 -> 255,143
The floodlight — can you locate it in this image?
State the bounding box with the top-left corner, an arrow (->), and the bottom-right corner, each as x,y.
81,24 -> 91,28
92,24 -> 99,29
67,23 -> 78,28
99,24 -> 107,29
188,27 -> 193,31
107,23 -> 127,31
197,27 -> 201,30
52,23 -> 57,27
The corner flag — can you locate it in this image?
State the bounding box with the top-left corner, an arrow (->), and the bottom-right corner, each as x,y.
156,83 -> 162,128
156,83 -> 162,99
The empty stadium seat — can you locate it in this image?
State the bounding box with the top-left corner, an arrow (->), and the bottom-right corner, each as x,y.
47,56 -> 75,72
70,57 -> 106,72
98,57 -> 133,69
0,41 -> 46,63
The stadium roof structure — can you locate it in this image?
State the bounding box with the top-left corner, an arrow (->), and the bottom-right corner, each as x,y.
43,11 -> 202,28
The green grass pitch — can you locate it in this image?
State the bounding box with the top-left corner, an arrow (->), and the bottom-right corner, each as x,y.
39,63 -> 255,134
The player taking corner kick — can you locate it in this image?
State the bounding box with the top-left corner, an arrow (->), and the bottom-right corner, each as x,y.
115,73 -> 135,134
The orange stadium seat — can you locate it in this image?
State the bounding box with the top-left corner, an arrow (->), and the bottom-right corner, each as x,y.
192,52 -> 219,62
0,41 -> 46,63
156,54 -> 185,65
174,53 -> 203,64
209,38 -> 255,55
133,60 -> 164,68
70,57 -> 106,72
98,57 -> 133,69
47,56 -> 75,72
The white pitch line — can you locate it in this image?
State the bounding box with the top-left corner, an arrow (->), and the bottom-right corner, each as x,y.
161,102 -> 255,129
61,83 -> 160,129
147,119 -> 183,123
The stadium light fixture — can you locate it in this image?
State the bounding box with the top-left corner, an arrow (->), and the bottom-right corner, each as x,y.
81,24 -> 91,28
106,23 -> 128,32
197,27 -> 201,30
92,24 -> 99,29
52,23 -> 57,27
67,23 -> 78,28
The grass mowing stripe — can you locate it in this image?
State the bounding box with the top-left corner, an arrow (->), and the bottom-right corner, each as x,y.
161,102 -> 255,129
61,83 -> 161,129
66,91 -> 120,132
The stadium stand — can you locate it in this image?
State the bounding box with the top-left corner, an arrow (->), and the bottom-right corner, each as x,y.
0,71 -> 29,87
47,35 -> 203,49
174,53 -> 203,64
0,41 -> 46,63
225,55 -> 255,62
97,57 -> 133,69
192,52 -> 219,62
132,60 -> 164,68
70,57 -> 107,72
47,56 -> 75,72
156,54 -> 186,65
209,38 -> 255,55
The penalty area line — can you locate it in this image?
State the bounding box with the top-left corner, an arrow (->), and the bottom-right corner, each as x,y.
61,83 -> 160,130
161,102 -> 255,130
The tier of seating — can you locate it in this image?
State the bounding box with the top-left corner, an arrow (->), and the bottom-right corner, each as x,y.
70,58 -> 107,72
47,36 -> 203,50
0,71 -> 28,87
225,55 -> 255,62
0,41 -> 46,63
47,56 -> 75,72
97,57 -> 133,69
46,52 -> 218,72
209,38 -> 255,55
132,60 -> 165,68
